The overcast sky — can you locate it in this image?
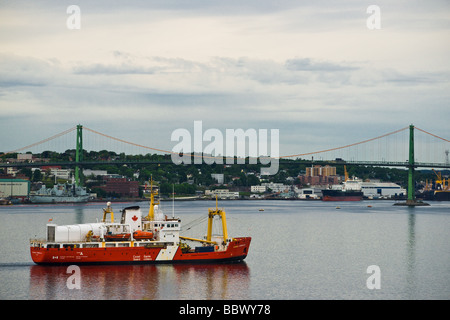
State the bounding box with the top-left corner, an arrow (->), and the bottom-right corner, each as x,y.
1,0 -> 449,159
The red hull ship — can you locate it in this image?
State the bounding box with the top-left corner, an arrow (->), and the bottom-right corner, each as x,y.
30,184 -> 251,265
30,237 -> 251,265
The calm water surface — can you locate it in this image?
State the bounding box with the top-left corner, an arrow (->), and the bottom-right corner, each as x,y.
1,200 -> 449,300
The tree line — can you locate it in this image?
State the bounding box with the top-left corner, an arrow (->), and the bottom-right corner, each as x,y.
2,149 -> 445,196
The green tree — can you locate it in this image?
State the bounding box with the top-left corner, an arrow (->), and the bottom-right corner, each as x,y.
32,169 -> 42,182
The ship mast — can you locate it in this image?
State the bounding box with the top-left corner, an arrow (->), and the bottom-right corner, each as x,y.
179,196 -> 229,245
102,201 -> 114,223
207,195 -> 228,244
146,176 -> 159,221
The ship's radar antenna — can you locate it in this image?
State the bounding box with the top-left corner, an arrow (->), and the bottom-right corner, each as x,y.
102,201 -> 114,223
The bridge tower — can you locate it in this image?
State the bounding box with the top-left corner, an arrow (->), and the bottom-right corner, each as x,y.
406,124 -> 415,204
75,124 -> 83,186
395,124 -> 429,206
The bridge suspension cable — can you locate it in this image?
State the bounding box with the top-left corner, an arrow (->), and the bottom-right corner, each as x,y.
414,127 -> 450,143
84,126 -> 237,160
83,126 -> 176,155
279,126 -> 410,159
86,126 -> 413,160
4,126 -> 77,155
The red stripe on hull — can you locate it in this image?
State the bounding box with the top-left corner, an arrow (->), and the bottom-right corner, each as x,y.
30,246 -> 163,265
174,237 -> 251,262
30,237 -> 251,265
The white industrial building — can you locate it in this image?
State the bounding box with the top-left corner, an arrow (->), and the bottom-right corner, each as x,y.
83,169 -> 108,177
360,182 -> 406,198
205,189 -> 239,199
50,168 -> 72,180
31,167 -> 72,180
297,188 -> 320,199
260,182 -> 290,193
251,185 -> 267,193
0,179 -> 30,200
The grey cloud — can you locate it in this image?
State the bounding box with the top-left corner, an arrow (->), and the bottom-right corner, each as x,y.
0,54 -> 58,87
3,51 -> 445,102
285,58 -> 359,72
382,69 -> 450,85
73,63 -> 158,75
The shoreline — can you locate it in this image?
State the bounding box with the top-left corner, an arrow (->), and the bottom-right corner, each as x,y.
3,196 -> 416,206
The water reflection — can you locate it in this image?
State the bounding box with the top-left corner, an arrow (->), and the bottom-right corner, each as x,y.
74,206 -> 84,225
29,262 -> 250,300
406,213 -> 416,297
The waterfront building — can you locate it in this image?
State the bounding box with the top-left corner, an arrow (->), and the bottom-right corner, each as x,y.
251,185 -> 267,193
0,178 -> 30,200
205,189 -> 239,199
297,188 -> 320,199
360,182 -> 406,198
261,182 -> 290,193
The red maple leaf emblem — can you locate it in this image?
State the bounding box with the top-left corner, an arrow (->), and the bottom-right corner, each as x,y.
132,215 -> 138,221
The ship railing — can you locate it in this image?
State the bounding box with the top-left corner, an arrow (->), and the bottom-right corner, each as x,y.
30,237 -> 166,245
29,238 -> 104,246
30,239 -> 47,247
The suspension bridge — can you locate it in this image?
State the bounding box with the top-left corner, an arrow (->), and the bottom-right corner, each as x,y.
1,124 -> 450,206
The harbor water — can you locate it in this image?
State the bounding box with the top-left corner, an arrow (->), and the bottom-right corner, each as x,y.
0,200 -> 449,300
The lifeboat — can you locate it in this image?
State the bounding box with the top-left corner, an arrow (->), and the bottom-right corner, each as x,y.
133,230 -> 153,240
104,233 -> 131,241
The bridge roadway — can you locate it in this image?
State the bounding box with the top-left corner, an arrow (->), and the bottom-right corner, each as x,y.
1,160 -> 449,169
